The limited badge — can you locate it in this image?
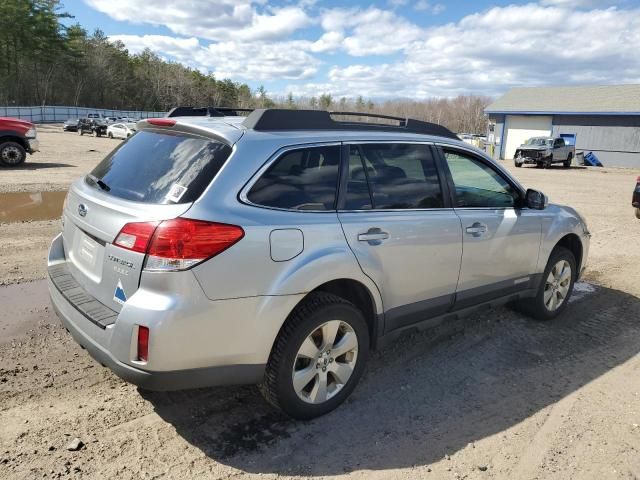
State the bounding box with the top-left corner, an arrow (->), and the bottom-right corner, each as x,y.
113,279 -> 127,305
166,184 -> 187,203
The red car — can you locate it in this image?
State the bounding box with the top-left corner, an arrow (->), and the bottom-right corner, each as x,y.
0,117 -> 39,166
633,176 -> 640,219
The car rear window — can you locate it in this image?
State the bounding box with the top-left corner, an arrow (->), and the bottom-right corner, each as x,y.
87,130 -> 232,204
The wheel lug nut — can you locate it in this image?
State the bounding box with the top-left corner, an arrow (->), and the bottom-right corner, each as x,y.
322,367 -> 326,372
329,358 -> 333,363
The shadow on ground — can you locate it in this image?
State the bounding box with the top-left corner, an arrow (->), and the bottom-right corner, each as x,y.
0,162 -> 75,170
143,284 -> 640,476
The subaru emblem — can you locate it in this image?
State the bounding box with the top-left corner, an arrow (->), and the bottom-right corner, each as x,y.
78,204 -> 88,217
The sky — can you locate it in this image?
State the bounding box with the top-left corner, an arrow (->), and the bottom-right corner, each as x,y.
62,0 -> 640,100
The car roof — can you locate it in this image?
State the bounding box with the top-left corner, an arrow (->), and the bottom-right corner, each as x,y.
165,114 -> 475,150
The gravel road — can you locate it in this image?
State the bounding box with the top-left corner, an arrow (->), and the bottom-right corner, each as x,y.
1,127 -> 639,479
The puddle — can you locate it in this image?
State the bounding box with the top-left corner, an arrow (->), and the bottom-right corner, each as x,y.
0,191 -> 67,223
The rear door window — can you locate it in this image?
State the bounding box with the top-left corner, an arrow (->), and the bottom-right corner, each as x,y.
345,143 -> 444,210
87,130 -> 232,204
246,145 -> 340,210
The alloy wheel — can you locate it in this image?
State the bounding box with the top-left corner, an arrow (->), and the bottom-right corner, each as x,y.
292,320 -> 358,404
544,260 -> 572,311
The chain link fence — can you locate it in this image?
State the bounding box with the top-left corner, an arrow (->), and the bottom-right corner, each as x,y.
0,106 -> 166,123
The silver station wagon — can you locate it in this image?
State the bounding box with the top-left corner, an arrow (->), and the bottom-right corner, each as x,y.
48,108 -> 590,419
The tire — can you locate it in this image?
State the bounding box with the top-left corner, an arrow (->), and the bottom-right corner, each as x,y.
513,246 -> 576,321
79,129 -> 84,136
564,153 -> 572,168
260,292 -> 370,420
536,161 -> 543,168
108,132 -> 113,139
636,208 -> 640,220
515,161 -> 522,168
0,141 -> 27,166
544,155 -> 553,168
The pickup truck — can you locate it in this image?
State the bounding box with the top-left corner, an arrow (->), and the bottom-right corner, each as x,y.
0,117 -> 39,166
514,137 -> 575,169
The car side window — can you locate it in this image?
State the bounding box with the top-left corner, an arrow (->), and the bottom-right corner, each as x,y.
345,143 -> 444,210
247,145 -> 340,211
444,150 -> 520,208
555,138 -> 564,147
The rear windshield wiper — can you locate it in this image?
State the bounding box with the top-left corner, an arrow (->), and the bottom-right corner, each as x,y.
86,174 -> 111,192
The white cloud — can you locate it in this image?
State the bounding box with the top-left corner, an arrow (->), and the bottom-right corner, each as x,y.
86,0 -> 311,42
289,4 -> 640,98
414,1 -> 446,14
101,2 -> 640,99
111,35 -> 319,81
317,7 -> 423,56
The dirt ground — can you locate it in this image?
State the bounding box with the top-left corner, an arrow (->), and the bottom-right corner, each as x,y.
1,127 -> 640,479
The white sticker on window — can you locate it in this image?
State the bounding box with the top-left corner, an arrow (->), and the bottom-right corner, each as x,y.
166,184 -> 187,203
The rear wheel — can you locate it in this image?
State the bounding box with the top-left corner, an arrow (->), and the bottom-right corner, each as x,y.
513,246 -> 576,321
260,292 -> 369,419
0,141 -> 26,166
564,153 -> 572,168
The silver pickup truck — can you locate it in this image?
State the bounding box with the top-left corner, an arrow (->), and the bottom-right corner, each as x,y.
514,137 -> 575,168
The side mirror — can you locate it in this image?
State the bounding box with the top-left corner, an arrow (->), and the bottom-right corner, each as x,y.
525,188 -> 548,210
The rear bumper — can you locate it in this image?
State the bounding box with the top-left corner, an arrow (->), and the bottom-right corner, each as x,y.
47,233 -> 269,391
49,285 -> 263,390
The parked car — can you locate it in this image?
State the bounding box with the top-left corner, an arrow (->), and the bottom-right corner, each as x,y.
63,118 -> 80,132
48,108 -> 590,419
78,117 -> 107,137
107,123 -> 136,139
0,116 -> 39,166
633,176 -> 640,219
514,137 -> 575,168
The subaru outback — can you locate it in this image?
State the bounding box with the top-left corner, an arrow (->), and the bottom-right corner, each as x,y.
48,108 -> 590,419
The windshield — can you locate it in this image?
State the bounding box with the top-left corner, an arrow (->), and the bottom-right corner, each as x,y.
525,137 -> 552,146
87,130 -> 232,204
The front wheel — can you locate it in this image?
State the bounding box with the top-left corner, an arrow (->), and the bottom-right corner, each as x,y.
635,208 -> 640,219
0,141 -> 27,166
545,156 -> 553,168
260,292 -> 370,419
513,246 -> 576,321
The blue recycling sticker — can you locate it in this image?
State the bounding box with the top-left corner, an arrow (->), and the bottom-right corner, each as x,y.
113,280 -> 127,305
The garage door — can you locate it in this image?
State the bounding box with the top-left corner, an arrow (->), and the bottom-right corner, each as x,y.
503,115 -> 552,159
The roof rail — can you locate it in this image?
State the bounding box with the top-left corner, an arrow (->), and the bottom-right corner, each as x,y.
242,109 -> 459,139
166,106 -> 254,118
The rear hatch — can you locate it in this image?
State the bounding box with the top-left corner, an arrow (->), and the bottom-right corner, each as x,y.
61,126 -> 233,312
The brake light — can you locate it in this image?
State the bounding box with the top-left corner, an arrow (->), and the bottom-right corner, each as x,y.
145,218 -> 244,271
113,218 -> 244,271
137,326 -> 149,362
114,221 -> 159,253
147,118 -> 176,127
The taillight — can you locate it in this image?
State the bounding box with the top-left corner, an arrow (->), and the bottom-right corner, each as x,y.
113,218 -> 244,271
137,326 -> 149,362
145,218 -> 244,271
114,221 -> 159,253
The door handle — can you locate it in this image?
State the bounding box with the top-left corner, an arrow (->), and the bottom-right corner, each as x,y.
358,228 -> 389,242
465,222 -> 488,237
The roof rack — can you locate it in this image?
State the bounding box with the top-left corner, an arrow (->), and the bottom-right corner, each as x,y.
166,106 -> 254,118
242,109 -> 459,139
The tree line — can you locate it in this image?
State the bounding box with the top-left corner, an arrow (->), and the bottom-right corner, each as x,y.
0,0 -> 490,134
